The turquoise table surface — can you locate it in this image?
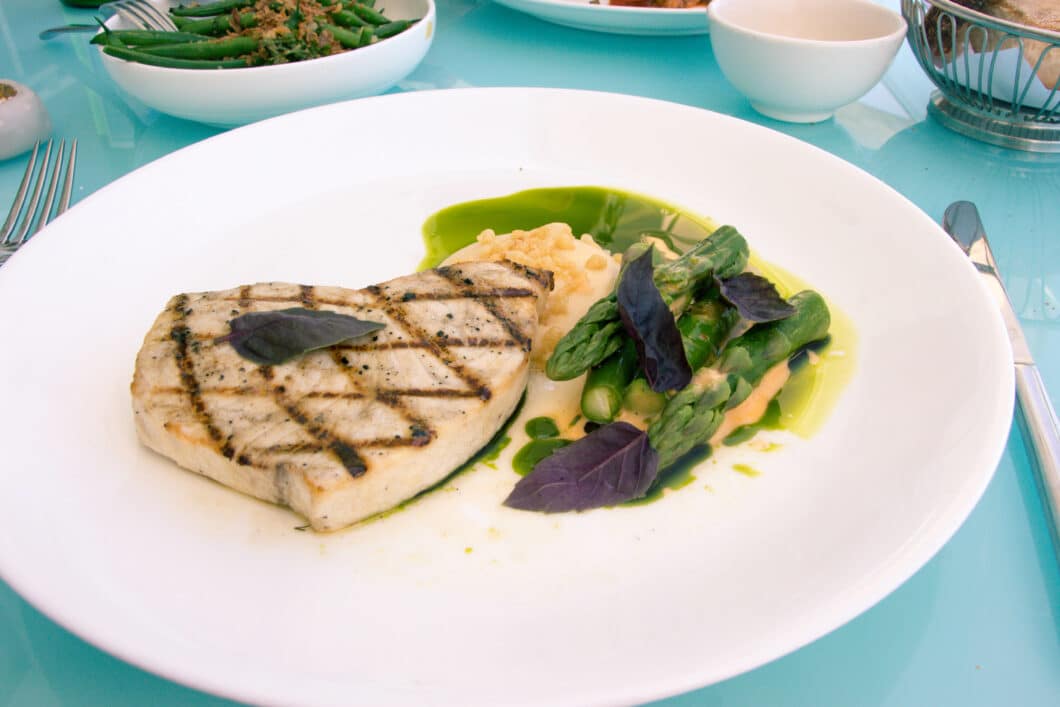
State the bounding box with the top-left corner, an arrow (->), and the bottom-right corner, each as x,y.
2,0 -> 1059,705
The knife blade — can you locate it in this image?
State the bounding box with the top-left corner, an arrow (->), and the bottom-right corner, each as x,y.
943,201 -> 1060,565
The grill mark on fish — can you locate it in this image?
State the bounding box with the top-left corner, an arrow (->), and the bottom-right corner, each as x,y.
170,294 -> 236,460
331,351 -> 436,447
277,285 -> 371,476
494,259 -> 555,291
238,285 -> 252,308
213,290 -> 539,306
173,335 -> 524,350
367,284 -> 493,401
405,288 -> 539,300
260,365 -> 368,478
263,432 -> 441,455
148,386 -> 485,399
338,337 -> 521,351
436,268 -> 533,352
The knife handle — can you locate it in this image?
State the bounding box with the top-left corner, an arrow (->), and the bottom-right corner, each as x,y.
1014,363 -> 1060,559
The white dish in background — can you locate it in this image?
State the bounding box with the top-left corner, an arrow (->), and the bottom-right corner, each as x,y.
709,0 -> 906,122
0,88 -> 1012,706
492,0 -> 709,36
98,0 -> 434,127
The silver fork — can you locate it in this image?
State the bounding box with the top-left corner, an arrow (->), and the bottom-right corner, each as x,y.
0,140 -> 78,267
106,0 -> 179,31
39,0 -> 177,40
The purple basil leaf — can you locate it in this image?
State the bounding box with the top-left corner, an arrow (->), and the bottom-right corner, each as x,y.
503,421 -> 658,513
617,247 -> 691,393
216,307 -> 385,365
717,273 -> 795,323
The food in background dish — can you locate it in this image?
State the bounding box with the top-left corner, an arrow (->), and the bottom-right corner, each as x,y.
926,0 -> 1060,88
130,261 -> 551,531
93,0 -> 418,69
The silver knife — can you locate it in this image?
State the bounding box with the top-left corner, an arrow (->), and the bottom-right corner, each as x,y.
943,201 -> 1060,564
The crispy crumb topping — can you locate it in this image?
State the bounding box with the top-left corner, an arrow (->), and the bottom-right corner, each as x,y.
458,223 -> 619,367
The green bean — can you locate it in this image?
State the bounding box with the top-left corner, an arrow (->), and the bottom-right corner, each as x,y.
102,44 -> 249,68
170,0 -> 253,17
173,11 -> 256,35
138,36 -> 259,59
375,20 -> 414,39
90,29 -> 213,47
320,23 -> 371,49
350,3 -> 389,25
328,9 -> 367,28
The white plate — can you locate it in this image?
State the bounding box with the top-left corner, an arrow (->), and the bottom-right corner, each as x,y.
492,0 -> 709,36
0,88 -> 1012,706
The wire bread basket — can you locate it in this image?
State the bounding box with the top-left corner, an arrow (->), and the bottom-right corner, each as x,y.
902,0 -> 1060,151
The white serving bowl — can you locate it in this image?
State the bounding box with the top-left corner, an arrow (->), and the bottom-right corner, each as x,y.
98,0 -> 435,127
707,0 -> 906,123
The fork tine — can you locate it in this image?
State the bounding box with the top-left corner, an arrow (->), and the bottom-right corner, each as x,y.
56,140 -> 78,218
31,139 -> 66,236
116,1 -> 173,31
10,139 -> 52,246
1,141 -> 42,243
114,2 -> 152,30
138,1 -> 177,31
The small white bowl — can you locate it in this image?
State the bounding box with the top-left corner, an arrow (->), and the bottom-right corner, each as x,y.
707,0 -> 906,123
99,0 -> 435,127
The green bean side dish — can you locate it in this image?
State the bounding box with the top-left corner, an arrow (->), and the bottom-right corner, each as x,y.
91,0 -> 418,69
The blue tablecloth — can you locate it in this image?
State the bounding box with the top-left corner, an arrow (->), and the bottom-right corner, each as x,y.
1,1 -> 1058,704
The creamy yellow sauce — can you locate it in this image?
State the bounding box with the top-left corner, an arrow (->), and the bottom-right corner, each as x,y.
711,361 -> 791,445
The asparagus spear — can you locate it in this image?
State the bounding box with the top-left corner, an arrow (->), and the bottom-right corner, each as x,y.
545,225 -> 749,381
648,290 -> 830,468
623,297 -> 741,416
581,339 -> 640,423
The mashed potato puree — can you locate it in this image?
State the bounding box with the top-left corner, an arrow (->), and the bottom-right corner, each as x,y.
441,223 -> 620,367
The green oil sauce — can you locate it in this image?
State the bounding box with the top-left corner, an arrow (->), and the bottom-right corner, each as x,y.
733,463 -> 761,477
749,257 -> 858,439
626,445 -> 710,506
512,438 -> 571,476
525,416 -> 560,439
420,186 -> 718,269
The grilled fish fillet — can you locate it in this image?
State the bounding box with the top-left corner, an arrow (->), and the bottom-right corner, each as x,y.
131,260 -> 553,531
